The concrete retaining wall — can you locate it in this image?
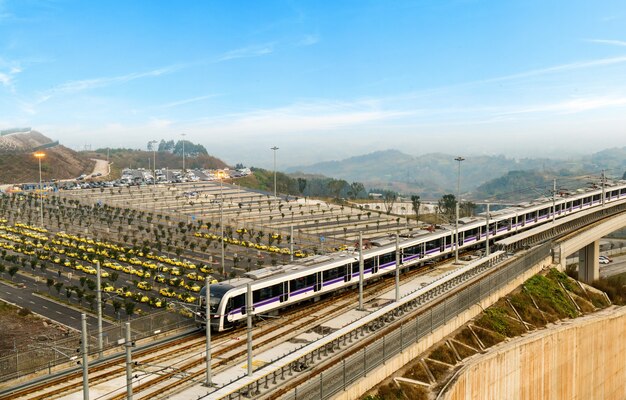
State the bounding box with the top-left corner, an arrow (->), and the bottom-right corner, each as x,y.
443,306 -> 626,400
333,255 -> 553,400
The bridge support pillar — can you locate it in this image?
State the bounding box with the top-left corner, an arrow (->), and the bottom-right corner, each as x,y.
578,240 -> 599,283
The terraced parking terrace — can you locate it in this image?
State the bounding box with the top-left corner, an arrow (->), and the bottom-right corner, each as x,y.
58,179 -> 425,259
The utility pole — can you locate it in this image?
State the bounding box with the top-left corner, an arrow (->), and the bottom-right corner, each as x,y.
289,225 -> 294,262
220,175 -> 225,278
205,277 -> 212,387
125,322 -> 133,400
601,169 -> 606,207
96,262 -> 103,358
485,204 -> 490,257
552,178 -> 557,224
358,231 -> 364,311
395,233 -> 400,302
454,156 -> 465,264
246,283 -> 253,377
271,146 -> 279,198
81,314 -> 89,400
181,133 -> 186,173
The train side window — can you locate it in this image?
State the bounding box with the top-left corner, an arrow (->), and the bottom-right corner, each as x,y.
232,294 -> 245,314
290,277 -> 305,292
379,252 -> 394,266
364,258 -> 375,273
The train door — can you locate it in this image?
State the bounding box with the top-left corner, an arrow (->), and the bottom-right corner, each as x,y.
280,282 -> 288,303
344,263 -> 352,283
314,272 -> 322,292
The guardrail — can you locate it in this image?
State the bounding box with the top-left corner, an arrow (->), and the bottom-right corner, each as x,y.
206,243 -> 550,399
282,243 -> 550,400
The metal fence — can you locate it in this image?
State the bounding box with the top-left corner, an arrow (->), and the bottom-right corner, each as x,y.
0,310 -> 195,383
282,242 -> 552,400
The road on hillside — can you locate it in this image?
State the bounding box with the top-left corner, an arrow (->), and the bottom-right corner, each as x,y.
90,158 -> 110,178
599,253 -> 626,278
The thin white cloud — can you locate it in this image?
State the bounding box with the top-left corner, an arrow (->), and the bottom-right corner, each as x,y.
216,43 -> 275,62
481,56 -> 626,84
48,65 -> 181,95
159,94 -> 218,109
585,39 -> 626,47
189,100 -> 413,135
497,96 -> 626,116
0,71 -> 10,86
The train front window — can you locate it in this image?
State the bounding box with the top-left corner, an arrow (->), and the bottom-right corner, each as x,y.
200,284 -> 233,313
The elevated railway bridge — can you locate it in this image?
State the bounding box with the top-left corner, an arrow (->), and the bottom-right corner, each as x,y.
1,184 -> 626,400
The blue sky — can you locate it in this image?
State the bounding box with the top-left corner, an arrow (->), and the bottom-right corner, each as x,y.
1,0 -> 626,167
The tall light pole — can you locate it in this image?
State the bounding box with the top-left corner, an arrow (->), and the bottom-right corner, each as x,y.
271,146 -> 279,197
219,171 -> 225,278
149,140 -> 157,185
181,133 -> 186,173
454,156 -> 465,264
34,152 -> 45,227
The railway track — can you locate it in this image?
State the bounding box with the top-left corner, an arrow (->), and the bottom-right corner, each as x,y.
2,254 -> 448,400
108,258 -> 449,399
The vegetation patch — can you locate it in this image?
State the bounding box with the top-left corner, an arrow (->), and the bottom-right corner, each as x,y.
592,272 -> 626,305
365,382 -> 404,400
425,359 -> 450,381
397,382 -> 428,400
475,305 -> 526,338
453,327 -> 479,349
524,274 -> 578,319
473,325 -> 506,347
452,340 -> 477,359
367,267 -> 623,400
429,344 -> 456,365
403,361 -> 430,383
509,292 -> 547,328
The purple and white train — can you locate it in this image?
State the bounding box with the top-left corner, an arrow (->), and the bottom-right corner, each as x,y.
198,181 -> 626,331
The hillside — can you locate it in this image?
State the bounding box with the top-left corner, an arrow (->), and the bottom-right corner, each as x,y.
0,130 -> 94,184
83,148 -> 229,179
286,148 -> 626,200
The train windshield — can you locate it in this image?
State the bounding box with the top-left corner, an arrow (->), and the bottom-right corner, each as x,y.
199,284 -> 233,313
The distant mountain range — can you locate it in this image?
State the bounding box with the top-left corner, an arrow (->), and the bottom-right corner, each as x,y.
286,148 -> 626,200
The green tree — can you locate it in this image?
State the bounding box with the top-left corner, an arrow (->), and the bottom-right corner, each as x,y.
54,281 -> 64,294
410,195 -> 421,222
124,301 -> 136,319
86,279 -> 96,291
8,266 -> 19,280
382,190 -> 398,214
437,194 -> 457,222
461,201 -> 476,218
112,300 -> 122,317
46,278 -> 54,292
348,182 -> 365,200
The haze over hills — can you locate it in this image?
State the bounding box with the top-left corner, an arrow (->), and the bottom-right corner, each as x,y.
286,148 -> 626,200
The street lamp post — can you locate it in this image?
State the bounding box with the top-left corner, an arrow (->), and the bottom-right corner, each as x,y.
220,172 -> 225,278
181,133 -> 186,173
149,140 -> 157,186
454,156 -> 465,264
34,152 -> 45,227
271,146 -> 279,197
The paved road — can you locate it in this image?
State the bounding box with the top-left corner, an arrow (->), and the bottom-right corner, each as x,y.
599,254 -> 626,278
0,274 -> 110,331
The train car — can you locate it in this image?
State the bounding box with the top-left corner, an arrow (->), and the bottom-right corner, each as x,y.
198,181 -> 626,331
